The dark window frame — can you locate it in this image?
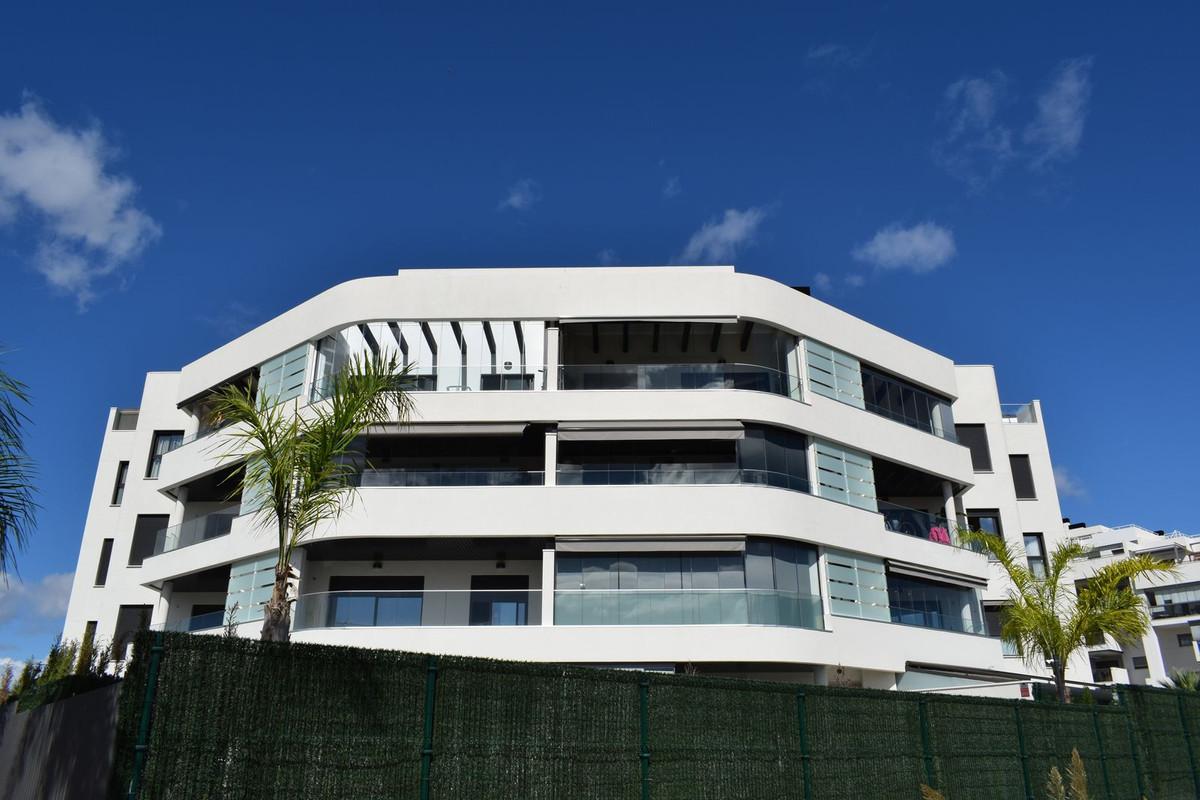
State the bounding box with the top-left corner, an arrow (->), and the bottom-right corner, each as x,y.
955,424 -> 992,472
1024,533 -> 1047,579
111,461 -> 129,505
1179,633 -> 1193,648
1009,454 -> 1037,500
146,430 -> 184,479
95,538 -> 115,586
128,514 -> 169,566
1131,656 -> 1148,670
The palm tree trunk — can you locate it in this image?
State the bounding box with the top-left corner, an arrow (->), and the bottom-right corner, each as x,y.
260,568 -> 291,642
1055,665 -> 1069,703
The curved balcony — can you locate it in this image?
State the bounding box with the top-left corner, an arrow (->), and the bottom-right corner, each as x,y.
150,505 -> 242,557
557,465 -> 810,493
554,589 -> 822,629
351,469 -> 544,488
293,589 -> 539,630
559,363 -> 799,398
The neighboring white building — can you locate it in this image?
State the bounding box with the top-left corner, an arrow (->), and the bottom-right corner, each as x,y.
1065,521 -> 1200,687
61,265 -> 1088,695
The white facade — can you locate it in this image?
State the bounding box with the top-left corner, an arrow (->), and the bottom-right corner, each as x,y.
1065,521 -> 1200,687
62,265 -> 1085,694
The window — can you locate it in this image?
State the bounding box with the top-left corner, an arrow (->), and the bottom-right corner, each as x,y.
967,510 -> 1003,560
804,340 -> 864,409
113,605 -> 153,660
955,425 -> 992,471
1132,656 -> 1148,670
112,410 -> 139,431
146,431 -> 183,478
111,461 -> 129,505
825,550 -> 890,622
1024,534 -> 1047,579
128,515 -> 169,566
860,365 -> 955,438
326,575 -> 424,627
94,538 -> 114,586
1179,633 -> 1193,647
887,571 -> 984,634
813,440 -> 877,511
1009,455 -> 1037,499
470,575 -> 530,626
258,345 -> 308,404
82,620 -> 98,649
188,604 -> 227,632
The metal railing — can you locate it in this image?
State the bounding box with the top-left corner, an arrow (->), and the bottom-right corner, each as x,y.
559,363 -> 799,398
150,506 -> 242,557
877,500 -> 979,552
1150,599 -> 1200,619
553,589 -> 823,629
312,368 -> 537,401
352,469 -> 545,488
1000,403 -> 1039,424
151,610 -> 227,633
556,465 -> 811,493
293,589 -> 538,629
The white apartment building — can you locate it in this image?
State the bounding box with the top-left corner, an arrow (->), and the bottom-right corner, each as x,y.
61,265 -> 1085,695
1065,521 -> 1200,687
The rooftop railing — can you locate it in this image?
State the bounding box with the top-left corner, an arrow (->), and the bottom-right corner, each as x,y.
1000,403 -> 1039,424
553,588 -> 823,629
556,465 -> 811,493
559,363 -> 799,398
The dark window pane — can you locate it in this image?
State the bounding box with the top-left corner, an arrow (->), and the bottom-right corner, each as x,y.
470,575 -> 529,626
955,425 -> 992,471
1010,455 -> 1037,499
111,461 -> 129,505
128,515 -> 169,566
95,538 -> 114,586
113,605 -> 152,659
146,431 -> 183,478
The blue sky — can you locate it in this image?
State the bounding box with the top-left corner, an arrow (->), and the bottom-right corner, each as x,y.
1,2 -> 1197,661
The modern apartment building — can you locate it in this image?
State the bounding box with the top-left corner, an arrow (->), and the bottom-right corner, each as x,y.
61,265 -> 1087,694
1065,521 -> 1200,687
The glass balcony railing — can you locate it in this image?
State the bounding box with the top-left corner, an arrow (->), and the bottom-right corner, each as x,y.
312,367 -> 537,401
556,465 -> 811,493
150,506 -> 242,557
292,589 -> 538,630
559,363 -> 798,398
1000,403 -> 1039,424
860,367 -> 957,441
553,589 -> 823,629
888,597 -> 987,635
151,609 -> 227,633
1150,599 -> 1200,619
351,469 -> 545,488
877,500 -> 980,553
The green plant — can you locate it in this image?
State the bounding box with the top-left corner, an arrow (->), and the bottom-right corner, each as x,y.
0,351 -> 37,577
962,529 -> 1177,702
41,636 -> 78,683
0,662 -> 12,704
13,658 -> 40,695
211,354 -> 411,641
74,628 -> 95,677
1066,749 -> 1088,800
1160,669 -> 1200,691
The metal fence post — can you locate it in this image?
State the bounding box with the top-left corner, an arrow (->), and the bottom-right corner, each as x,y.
1014,703 -> 1034,800
795,689 -> 813,800
917,696 -> 936,790
639,678 -> 651,800
419,655 -> 439,800
126,630 -> 166,800
1177,693 -> 1200,798
1091,707 -> 1114,800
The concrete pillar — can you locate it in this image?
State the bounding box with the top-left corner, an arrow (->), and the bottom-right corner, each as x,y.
544,324 -> 560,391
941,481 -> 956,526
153,579 -> 174,626
1142,626 -> 1169,685
544,428 -> 558,486
541,547 -> 556,626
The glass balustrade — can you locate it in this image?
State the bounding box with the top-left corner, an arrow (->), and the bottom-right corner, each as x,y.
559,363 -> 798,398
292,589 -> 538,630
553,589 -> 823,629
351,469 -> 544,488
556,465 -> 810,493
150,506 -> 242,556
888,594 -> 987,635
877,500 -> 979,552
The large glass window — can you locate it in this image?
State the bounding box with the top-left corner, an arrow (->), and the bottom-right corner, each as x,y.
955,425 -> 992,471
860,365 -> 955,439
146,431 -> 183,478
1024,534 -> 1047,578
128,515 -> 168,566
470,575 -> 530,625
258,344 -> 308,405
326,575 -> 423,627
887,572 -> 984,634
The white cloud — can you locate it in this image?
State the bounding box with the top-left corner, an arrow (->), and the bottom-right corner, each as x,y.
852,222 -> 956,273
662,176 -> 682,199
933,71 -> 1016,190
1054,465 -> 1087,498
0,99 -> 161,309
812,272 -> 833,293
596,248 -> 619,265
1024,57 -> 1093,169
497,178 -> 541,211
845,273 -> 866,288
678,207 -> 766,264
806,42 -> 869,69
0,572 -> 73,628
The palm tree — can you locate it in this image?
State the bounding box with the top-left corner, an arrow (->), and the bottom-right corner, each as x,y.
963,531 -> 1177,703
211,354 -> 412,641
0,353 -> 36,579
1161,669 -> 1200,691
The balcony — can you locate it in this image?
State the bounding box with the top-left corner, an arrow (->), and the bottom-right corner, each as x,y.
888,595 -> 986,635
293,589 -> 539,629
878,500 -> 975,552
150,504 -> 242,557
559,363 -> 798,397
553,589 -> 823,629
154,608 -> 226,633
1150,599 -> 1200,619
860,365 -> 956,441
351,429 -> 545,488
556,465 -> 810,493
353,469 -> 544,487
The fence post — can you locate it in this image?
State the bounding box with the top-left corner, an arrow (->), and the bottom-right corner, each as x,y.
639,678 -> 651,800
795,688 -> 813,800
917,696 -> 936,790
1014,703 -> 1034,800
1177,692 -> 1200,798
419,655 -> 439,800
126,630 -> 166,800
1091,707 -> 1113,800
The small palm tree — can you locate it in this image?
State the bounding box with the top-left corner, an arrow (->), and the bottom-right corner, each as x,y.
211,354 -> 412,641
963,531 -> 1177,703
0,354 -> 36,579
1161,669 -> 1200,691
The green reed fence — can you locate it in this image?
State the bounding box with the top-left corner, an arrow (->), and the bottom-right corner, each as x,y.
111,631 -> 1200,800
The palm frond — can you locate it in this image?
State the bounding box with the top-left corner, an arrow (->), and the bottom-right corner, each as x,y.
0,354 -> 36,578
